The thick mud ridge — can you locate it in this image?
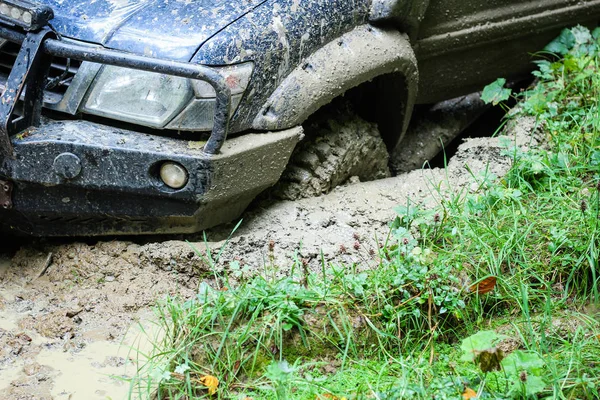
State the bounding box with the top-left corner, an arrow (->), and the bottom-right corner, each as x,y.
0,115 -> 541,399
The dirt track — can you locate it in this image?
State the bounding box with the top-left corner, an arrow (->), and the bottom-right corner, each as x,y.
0,115 -> 539,400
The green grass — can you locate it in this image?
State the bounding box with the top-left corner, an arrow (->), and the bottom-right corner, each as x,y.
127,26 -> 600,400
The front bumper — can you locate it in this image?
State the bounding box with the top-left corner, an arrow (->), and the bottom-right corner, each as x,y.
0,21 -> 302,236
0,119 -> 301,236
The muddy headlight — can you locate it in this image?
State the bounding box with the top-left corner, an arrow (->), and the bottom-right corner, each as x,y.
82,62 -> 254,131
82,66 -> 193,128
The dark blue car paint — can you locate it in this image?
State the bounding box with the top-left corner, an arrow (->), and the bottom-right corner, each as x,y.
192,0 -> 371,132
46,0 -> 268,60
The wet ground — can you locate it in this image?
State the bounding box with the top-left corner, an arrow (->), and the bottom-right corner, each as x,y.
0,113 -> 540,399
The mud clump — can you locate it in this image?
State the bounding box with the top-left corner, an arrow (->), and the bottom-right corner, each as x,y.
1,241 -> 201,367
0,330 -> 35,366
20,312 -> 75,340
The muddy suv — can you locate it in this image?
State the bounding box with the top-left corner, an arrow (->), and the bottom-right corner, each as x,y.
1,0 -> 599,236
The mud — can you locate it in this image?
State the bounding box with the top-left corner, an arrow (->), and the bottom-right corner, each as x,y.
0,114 -> 540,399
0,243 -> 197,399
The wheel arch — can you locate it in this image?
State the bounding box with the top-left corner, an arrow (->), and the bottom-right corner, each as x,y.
252,24 -> 419,150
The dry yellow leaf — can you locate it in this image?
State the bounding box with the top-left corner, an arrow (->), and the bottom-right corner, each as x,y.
463,387 -> 477,399
199,375 -> 219,395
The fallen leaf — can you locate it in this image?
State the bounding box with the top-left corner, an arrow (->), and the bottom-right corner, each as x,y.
463,387 -> 477,399
469,276 -> 497,295
199,375 -> 219,395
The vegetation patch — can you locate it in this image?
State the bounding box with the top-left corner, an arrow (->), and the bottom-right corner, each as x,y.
129,26 -> 600,399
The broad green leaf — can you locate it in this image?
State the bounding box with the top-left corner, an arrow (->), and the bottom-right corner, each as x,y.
572,25 -> 593,46
460,330 -> 503,362
501,351 -> 548,396
570,25 -> 597,57
590,150 -> 600,166
546,26 -> 598,57
502,350 -> 546,375
481,78 -> 511,105
524,375 -> 547,396
545,28 -> 576,55
282,322 -> 293,331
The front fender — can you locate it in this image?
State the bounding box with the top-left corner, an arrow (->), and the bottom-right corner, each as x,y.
252,25 -> 418,147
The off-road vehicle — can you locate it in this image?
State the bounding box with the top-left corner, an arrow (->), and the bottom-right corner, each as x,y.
1,0 -> 599,235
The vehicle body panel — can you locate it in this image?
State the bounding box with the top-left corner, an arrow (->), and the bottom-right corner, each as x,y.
414,0 -> 600,102
251,25 -> 418,150
191,0 -> 371,133
0,119 -> 302,236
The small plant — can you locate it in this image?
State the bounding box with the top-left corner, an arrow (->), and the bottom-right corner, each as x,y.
460,330 -> 548,398
264,360 -> 297,400
481,78 -> 512,106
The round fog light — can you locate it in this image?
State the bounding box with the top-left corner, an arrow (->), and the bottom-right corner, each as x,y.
160,162 -> 188,189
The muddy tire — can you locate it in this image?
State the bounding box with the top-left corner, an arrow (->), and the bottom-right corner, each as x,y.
273,107 -> 391,200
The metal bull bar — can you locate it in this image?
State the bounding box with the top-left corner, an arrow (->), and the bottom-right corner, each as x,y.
0,24 -> 232,157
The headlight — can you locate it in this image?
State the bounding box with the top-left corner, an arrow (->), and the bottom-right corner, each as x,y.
82,62 -> 254,131
82,66 -> 193,127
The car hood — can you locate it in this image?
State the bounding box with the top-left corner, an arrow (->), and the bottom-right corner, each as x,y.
44,0 -> 268,61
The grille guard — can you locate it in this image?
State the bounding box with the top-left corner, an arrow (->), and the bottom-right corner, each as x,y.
0,24 -> 232,156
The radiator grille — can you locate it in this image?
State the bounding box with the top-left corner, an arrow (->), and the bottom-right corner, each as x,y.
0,40 -> 81,100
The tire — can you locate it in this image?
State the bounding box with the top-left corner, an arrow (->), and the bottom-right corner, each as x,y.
273,104 -> 391,200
